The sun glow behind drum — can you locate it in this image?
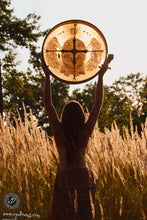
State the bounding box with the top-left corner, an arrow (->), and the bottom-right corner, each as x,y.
42,20 -> 108,84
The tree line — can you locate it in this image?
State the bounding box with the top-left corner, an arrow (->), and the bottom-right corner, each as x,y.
0,0 -> 146,136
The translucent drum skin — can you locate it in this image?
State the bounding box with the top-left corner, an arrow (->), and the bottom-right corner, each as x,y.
42,20 -> 108,84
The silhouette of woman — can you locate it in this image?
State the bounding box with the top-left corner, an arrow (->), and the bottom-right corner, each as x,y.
42,59 -> 109,220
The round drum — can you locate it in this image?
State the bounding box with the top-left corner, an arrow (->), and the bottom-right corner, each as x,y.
42,20 -> 108,84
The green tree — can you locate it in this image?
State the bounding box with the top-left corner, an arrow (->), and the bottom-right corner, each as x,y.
0,0 -> 44,117
99,85 -> 132,133
0,0 -> 70,130
70,73 -> 146,134
110,72 -> 146,134
2,51 -> 70,135
140,79 -> 147,120
2,51 -> 41,121
0,0 -> 42,50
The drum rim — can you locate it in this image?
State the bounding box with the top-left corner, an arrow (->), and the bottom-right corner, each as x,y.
42,19 -> 108,84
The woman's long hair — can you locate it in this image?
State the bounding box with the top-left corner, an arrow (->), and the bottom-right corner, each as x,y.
60,100 -> 85,164
60,100 -> 85,136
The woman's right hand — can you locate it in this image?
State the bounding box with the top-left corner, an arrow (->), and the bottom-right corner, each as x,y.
98,54 -> 114,77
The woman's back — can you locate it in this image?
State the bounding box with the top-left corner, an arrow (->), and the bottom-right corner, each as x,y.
53,120 -> 88,169
52,100 -> 89,169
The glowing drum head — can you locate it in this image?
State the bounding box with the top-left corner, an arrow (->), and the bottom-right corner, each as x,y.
42,20 -> 108,84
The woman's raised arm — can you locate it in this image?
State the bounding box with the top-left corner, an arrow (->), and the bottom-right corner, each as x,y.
42,60 -> 60,130
85,61 -> 109,136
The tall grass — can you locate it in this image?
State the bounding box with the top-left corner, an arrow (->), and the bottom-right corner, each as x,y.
0,108 -> 146,219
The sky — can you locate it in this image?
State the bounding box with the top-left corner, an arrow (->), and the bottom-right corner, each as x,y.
11,0 -> 147,89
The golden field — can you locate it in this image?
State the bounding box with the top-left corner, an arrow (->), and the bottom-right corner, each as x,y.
0,109 -> 146,219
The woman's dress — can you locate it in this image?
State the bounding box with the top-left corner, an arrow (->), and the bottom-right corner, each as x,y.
48,167 -> 96,220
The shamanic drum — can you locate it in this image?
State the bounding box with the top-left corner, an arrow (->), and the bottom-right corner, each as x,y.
42,20 -> 108,84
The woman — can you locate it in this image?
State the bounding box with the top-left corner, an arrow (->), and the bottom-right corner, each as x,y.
43,59 -> 109,220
